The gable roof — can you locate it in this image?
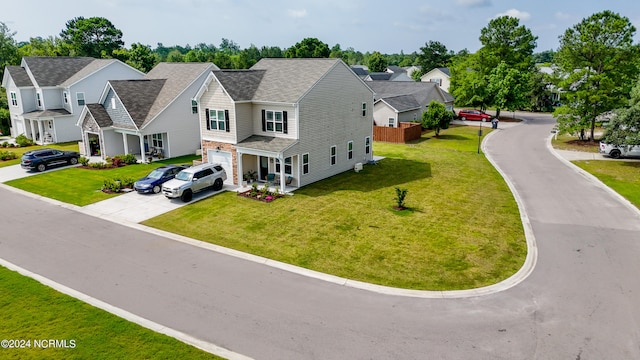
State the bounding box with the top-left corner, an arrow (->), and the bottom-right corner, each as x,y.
250,58 -> 341,103
4,66 -> 33,87
22,56 -> 96,87
379,94 -> 422,112
109,79 -> 167,128
85,103 -> 113,127
62,59 -> 121,86
368,81 -> 454,112
437,67 -> 451,77
212,70 -> 265,101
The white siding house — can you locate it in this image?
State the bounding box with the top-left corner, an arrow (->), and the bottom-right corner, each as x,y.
420,67 -> 451,93
196,58 -> 375,192
2,57 -> 144,143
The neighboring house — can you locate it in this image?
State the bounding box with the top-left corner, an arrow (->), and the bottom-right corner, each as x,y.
195,58 -> 375,192
364,70 -> 413,82
403,65 -> 421,79
368,81 -> 455,128
420,67 -> 451,92
78,62 -> 217,161
351,65 -> 369,80
2,56 -> 144,144
538,65 -> 562,105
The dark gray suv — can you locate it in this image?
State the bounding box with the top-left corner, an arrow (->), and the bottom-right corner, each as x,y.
20,148 -> 80,172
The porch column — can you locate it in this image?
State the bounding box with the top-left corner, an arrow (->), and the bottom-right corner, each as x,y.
37,120 -> 45,144
122,133 -> 129,155
237,150 -> 244,186
28,119 -> 36,141
139,135 -> 147,163
277,154 -> 285,194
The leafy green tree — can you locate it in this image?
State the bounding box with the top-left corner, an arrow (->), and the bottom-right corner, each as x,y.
487,62 -> 530,117
602,77 -> 640,146
416,41 -> 452,73
478,16 -> 537,72
533,50 -> 555,64
450,52 -> 488,109
0,22 -> 19,80
421,100 -> 452,136
17,36 -> 69,57
527,69 -> 554,112
213,52 -> 232,69
219,38 -> 240,55
284,38 -> 330,58
554,10 -> 640,141
60,17 -> 124,58
165,49 -> 184,62
113,43 -> 157,72
367,51 -> 387,72
260,45 -> 283,58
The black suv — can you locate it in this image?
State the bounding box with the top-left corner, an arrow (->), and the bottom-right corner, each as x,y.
21,148 -> 80,172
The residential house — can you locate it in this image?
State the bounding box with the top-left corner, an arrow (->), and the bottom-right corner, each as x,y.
420,67 -> 451,92
368,81 -> 455,128
78,62 -> 217,161
403,65 -> 421,79
2,56 -> 144,144
364,66 -> 413,82
195,58 -> 375,192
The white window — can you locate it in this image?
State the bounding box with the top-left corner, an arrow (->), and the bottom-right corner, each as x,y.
208,109 -> 225,131
430,78 -> 443,86
302,153 -> 309,174
347,141 -> 353,160
330,145 -> 337,166
276,157 -> 292,175
77,92 -> 85,106
36,93 -> 42,107
152,133 -> 163,148
10,92 -> 17,106
265,110 -> 284,132
63,91 -> 69,104
191,100 -> 198,114
111,98 -> 116,109
365,136 -> 371,155
362,102 -> 367,117
388,118 -> 395,127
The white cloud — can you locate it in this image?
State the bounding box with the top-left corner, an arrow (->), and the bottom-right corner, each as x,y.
495,9 -> 531,21
456,0 -> 491,8
287,9 -> 308,18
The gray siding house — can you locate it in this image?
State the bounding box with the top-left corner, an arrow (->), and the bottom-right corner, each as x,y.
196,58 -> 375,192
368,81 -> 455,127
2,57 -> 144,143
78,62 -> 217,161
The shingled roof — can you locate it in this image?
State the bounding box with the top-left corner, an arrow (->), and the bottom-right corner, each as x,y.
368,81 -> 454,111
109,79 -> 167,128
85,103 -> 113,127
21,57 -> 96,87
4,66 -> 33,87
212,70 -> 265,101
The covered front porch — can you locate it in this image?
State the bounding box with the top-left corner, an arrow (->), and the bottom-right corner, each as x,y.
21,109 -> 72,145
79,128 -> 167,163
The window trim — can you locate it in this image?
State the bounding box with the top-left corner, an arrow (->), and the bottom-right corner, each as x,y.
151,133 -> 163,149
362,102 -> 367,117
206,109 -> 229,132
275,156 -> 293,175
10,92 -> 17,106
330,145 -> 337,166
77,92 -> 85,106
63,91 -> 69,105
191,100 -> 198,114
347,141 -> 353,160
388,118 -> 395,128
36,92 -> 42,107
302,153 -> 309,174
365,136 -> 371,155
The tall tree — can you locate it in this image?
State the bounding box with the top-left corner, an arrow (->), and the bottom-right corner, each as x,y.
487,62 -> 530,115
112,43 -> 157,72
284,38 -> 330,58
17,36 -> 69,57
554,10 -> 640,141
478,16 -> 537,72
422,100 -> 453,136
367,51 -> 387,72
416,41 -> 452,74
60,16 -> 124,57
602,76 -> 640,146
0,22 -> 19,80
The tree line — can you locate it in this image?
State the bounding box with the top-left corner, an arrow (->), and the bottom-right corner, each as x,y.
2,11 -> 640,142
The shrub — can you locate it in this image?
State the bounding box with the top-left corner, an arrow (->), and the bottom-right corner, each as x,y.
0,150 -> 17,161
90,162 -> 108,169
121,153 -> 138,165
394,187 -> 409,209
15,134 -> 35,147
78,156 -> 90,166
120,177 -> 135,188
111,157 -> 124,167
1,141 -> 8,147
102,178 -> 122,192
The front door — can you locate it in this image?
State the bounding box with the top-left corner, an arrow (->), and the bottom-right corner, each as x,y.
259,156 -> 269,181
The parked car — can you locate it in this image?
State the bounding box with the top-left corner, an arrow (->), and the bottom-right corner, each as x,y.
599,142 -> 640,159
133,165 -> 187,194
20,148 -> 80,172
458,109 -> 493,121
162,163 -> 227,202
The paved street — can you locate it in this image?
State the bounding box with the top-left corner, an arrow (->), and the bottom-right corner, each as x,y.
1,113 -> 640,359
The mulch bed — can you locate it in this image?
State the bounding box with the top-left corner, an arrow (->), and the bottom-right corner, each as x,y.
237,189 -> 283,203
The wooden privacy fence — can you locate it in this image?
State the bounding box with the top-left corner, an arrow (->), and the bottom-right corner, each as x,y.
373,122 -> 422,143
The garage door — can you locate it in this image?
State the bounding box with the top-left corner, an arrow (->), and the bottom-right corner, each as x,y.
207,150 -> 234,184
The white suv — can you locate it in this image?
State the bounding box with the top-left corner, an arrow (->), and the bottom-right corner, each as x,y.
599,142 -> 640,159
162,163 -> 227,202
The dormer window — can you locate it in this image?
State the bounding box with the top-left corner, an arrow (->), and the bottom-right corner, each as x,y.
77,92 -> 85,106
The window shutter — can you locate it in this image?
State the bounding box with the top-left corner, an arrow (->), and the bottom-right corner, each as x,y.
225,110 -> 230,133
283,111 -> 288,134
205,108 -> 210,130
261,109 -> 266,132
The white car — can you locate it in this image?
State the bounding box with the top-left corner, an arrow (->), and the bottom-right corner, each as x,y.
599,142 -> 640,159
162,163 -> 227,202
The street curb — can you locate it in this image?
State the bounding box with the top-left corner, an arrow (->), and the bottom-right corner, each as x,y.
546,136 -> 640,219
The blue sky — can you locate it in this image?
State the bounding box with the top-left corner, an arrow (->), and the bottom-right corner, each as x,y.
3,0 -> 640,54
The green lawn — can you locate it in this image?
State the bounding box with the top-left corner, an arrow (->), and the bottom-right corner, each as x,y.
573,160 -> 640,208
5,155 -> 199,206
0,266 -> 221,360
0,142 -> 81,168
143,126 -> 526,291
551,132 -> 600,153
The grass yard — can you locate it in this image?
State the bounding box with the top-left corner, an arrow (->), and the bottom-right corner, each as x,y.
143,126 -> 526,291
0,266 -> 221,360
551,132 -> 601,153
5,155 -> 199,206
0,142 -> 80,168
573,160 -> 640,208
